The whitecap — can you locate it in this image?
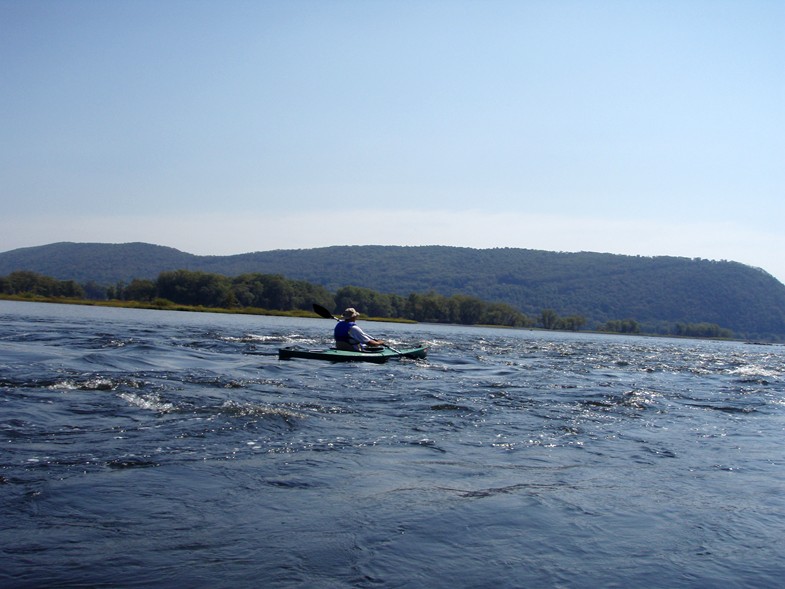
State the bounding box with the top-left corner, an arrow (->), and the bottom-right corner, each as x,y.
118,392 -> 176,413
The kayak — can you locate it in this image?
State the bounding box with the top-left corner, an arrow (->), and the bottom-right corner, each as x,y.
278,345 -> 428,363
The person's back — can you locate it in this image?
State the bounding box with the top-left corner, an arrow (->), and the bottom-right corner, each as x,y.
333,308 -> 384,351
334,317 -> 357,350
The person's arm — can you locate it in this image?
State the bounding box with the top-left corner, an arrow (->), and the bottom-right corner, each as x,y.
349,325 -> 384,346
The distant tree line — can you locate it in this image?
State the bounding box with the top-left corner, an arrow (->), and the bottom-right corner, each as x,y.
0,270 -> 529,328
0,269 -> 734,337
539,309 -> 587,331
673,322 -> 734,339
104,271 -> 531,327
107,270 -> 332,314
602,319 -> 641,334
0,271 -> 85,299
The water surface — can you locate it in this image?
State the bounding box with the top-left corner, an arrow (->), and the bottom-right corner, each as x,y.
1,300 -> 783,588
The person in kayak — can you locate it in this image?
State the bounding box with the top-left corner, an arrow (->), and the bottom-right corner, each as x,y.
334,308 -> 385,351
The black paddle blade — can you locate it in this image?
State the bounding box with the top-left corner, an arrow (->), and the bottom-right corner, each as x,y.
313,304 -> 337,320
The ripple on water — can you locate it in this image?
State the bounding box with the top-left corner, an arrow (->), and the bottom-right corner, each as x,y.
1,302 -> 783,588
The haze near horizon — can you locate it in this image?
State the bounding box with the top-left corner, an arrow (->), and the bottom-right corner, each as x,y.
1,1 -> 783,282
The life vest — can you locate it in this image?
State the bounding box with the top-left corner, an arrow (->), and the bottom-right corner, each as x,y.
334,321 -> 356,344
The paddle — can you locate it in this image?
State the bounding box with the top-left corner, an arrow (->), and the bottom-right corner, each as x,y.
312,304 -> 402,353
312,303 -> 340,321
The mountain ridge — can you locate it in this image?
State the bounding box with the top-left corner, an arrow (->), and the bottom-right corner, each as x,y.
2,242 -> 784,338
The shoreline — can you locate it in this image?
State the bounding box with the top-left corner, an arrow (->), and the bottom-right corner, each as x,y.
1,294 -> 764,343
0,294 -> 418,324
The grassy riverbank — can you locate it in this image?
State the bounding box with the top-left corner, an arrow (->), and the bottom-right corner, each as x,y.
0,294 -> 418,323
3,294 -> 765,343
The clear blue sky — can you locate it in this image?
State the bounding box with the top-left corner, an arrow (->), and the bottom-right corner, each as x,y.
2,0 -> 783,282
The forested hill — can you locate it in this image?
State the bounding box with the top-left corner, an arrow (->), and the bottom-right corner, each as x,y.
2,242 -> 785,338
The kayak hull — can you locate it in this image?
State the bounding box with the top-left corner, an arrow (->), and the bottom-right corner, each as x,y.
278,345 -> 428,363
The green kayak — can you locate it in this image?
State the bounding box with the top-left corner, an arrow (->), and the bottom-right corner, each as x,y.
278,345 -> 428,363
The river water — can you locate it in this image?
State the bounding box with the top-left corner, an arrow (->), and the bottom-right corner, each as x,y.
1,300 -> 783,588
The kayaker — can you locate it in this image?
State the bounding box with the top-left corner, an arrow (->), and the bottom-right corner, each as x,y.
334,308 -> 385,351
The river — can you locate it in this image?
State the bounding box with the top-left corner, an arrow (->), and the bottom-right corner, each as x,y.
1,300 -> 783,588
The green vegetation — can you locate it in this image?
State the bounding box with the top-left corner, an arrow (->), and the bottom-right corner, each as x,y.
3,242 -> 784,339
1,269 -> 739,339
1,270 -> 528,328
0,270 -> 85,299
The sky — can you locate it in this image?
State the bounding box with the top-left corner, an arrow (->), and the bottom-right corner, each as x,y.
2,0 -> 784,283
